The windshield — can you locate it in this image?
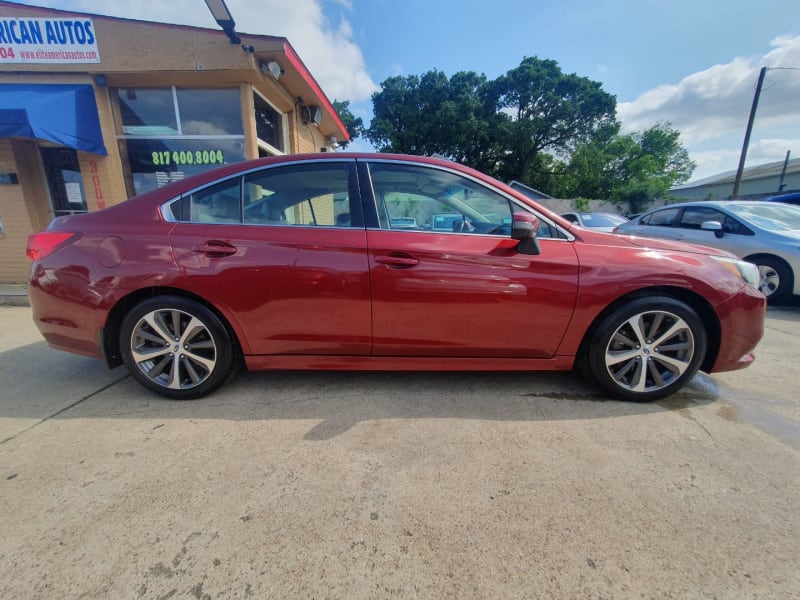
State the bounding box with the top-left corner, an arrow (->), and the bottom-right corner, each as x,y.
726,203 -> 800,232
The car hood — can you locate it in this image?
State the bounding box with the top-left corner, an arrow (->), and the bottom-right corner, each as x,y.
608,232 -> 737,258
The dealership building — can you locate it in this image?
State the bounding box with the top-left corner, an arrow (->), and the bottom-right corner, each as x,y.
0,1 -> 348,283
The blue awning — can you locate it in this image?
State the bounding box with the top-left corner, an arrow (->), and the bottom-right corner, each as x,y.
0,84 -> 107,155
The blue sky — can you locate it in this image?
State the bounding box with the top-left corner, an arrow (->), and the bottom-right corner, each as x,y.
14,0 -> 800,182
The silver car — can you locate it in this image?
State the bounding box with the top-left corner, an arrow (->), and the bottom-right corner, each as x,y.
561,211 -> 628,232
614,200 -> 800,303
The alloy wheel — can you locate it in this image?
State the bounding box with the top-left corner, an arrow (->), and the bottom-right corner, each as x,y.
604,310 -> 695,394
130,308 -> 217,391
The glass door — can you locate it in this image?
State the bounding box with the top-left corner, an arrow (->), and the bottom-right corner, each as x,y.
40,147 -> 88,217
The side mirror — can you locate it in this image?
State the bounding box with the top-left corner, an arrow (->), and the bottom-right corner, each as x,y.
510,212 -> 541,255
701,220 -> 724,239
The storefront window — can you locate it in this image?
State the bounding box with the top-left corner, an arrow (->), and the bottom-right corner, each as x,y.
115,87 -> 245,195
121,138 -> 246,195
254,92 -> 285,154
176,89 -> 244,136
117,88 -> 178,135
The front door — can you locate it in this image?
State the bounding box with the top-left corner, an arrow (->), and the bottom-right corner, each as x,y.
40,147 -> 88,218
363,161 -> 580,358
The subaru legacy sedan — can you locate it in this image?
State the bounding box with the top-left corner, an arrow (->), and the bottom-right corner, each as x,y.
27,154 -> 765,402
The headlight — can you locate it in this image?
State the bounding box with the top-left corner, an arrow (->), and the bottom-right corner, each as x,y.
711,256 -> 760,289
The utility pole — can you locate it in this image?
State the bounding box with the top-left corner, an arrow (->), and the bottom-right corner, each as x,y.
732,66 -> 767,198
778,150 -> 791,192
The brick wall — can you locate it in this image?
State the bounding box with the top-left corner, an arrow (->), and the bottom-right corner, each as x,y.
0,140 -> 35,282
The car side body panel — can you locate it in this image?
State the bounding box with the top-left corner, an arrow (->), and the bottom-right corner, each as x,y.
168,223 -> 372,356
366,231 -> 580,358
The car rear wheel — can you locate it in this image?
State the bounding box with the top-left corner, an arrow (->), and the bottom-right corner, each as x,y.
751,256 -> 792,304
120,296 -> 236,399
583,297 -> 707,402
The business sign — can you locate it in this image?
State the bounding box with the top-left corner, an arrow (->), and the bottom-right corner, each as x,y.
0,17 -> 100,64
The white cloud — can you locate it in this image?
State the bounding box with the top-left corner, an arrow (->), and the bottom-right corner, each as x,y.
223,0 -> 378,102
37,0 -> 378,102
618,35 -> 800,181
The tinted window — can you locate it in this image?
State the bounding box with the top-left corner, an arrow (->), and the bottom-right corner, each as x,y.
176,88 -> 244,136
562,213 -> 579,224
117,88 -> 177,134
122,138 -> 246,195
640,207 -> 680,227
254,93 -> 284,151
679,207 -> 726,229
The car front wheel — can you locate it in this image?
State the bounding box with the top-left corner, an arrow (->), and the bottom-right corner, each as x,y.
751,256 -> 792,304
582,297 -> 707,402
120,296 -> 237,399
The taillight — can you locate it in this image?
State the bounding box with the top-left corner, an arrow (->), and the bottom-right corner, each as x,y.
26,231 -> 78,261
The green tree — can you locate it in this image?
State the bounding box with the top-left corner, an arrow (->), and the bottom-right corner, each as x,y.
363,58 -> 691,209
366,70 -> 507,173
485,56 -> 617,185
331,100 -> 365,149
563,122 -> 695,214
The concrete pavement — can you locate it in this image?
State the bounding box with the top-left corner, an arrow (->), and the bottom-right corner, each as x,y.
1,304 -> 798,598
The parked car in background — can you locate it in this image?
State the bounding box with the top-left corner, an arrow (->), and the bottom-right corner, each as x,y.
27,153 -> 764,402
429,213 -> 463,231
614,200 -> 800,303
390,217 -> 418,229
561,211 -> 628,232
763,192 -> 800,206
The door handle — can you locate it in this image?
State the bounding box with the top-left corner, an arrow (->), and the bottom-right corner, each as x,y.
375,253 -> 420,268
192,241 -> 237,257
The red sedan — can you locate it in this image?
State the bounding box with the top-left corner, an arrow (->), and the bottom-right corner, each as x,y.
27,153 -> 765,401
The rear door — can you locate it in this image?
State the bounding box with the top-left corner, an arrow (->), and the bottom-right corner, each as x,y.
168,160 -> 372,356
360,160 -> 580,358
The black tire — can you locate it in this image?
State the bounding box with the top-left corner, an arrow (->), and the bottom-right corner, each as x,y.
582,296 -> 707,402
750,256 -> 793,305
120,295 -> 237,399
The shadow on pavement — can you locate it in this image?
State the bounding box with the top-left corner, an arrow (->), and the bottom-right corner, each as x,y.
0,338 -> 720,441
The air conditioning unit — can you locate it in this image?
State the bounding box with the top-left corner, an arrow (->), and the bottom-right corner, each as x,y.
301,105 -> 322,126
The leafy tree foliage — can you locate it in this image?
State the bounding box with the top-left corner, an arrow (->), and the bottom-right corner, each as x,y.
366,70 -> 507,172
331,100 -> 365,149
563,123 -> 695,213
358,56 -> 693,209
485,57 -> 617,183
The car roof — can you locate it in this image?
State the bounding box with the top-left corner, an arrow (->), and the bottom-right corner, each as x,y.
765,192 -> 800,202
646,200 -> 772,211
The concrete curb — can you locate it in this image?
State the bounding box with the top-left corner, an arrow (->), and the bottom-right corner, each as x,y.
0,285 -> 30,307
